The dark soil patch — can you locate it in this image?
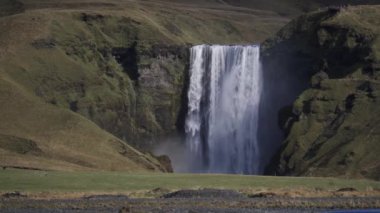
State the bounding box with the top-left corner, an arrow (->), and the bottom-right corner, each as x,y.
248,192 -> 277,198
2,191 -> 27,198
162,189 -> 246,199
83,195 -> 129,200
337,187 -> 357,192
0,134 -> 42,155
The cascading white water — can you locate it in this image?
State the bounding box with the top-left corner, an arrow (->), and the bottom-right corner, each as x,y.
185,45 -> 263,174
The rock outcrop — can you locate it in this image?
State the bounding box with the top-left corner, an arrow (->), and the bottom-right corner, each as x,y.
49,14 -> 191,149
262,6 -> 380,180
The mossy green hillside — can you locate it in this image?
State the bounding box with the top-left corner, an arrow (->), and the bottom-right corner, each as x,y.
0,74 -> 166,172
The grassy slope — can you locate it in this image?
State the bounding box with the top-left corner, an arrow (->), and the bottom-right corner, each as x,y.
226,0 -> 380,12
159,0 -> 380,17
20,0 -> 290,43
0,73 -> 165,172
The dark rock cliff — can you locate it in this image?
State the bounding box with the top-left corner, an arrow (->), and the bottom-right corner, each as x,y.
30,14 -> 190,150
262,6 -> 380,180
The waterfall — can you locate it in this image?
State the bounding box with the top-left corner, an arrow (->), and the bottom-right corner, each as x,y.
185,45 -> 262,174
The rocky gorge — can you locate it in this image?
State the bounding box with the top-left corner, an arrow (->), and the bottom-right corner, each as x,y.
0,0 -> 379,179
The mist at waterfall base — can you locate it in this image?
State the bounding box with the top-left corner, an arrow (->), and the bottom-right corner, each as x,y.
154,44 -> 287,175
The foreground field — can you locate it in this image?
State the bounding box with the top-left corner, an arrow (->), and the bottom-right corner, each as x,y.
1,169 -> 380,195
1,169 -> 380,212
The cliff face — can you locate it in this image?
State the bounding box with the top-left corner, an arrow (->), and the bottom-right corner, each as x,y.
1,11 -> 190,152
44,14 -> 191,149
262,6 -> 380,180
